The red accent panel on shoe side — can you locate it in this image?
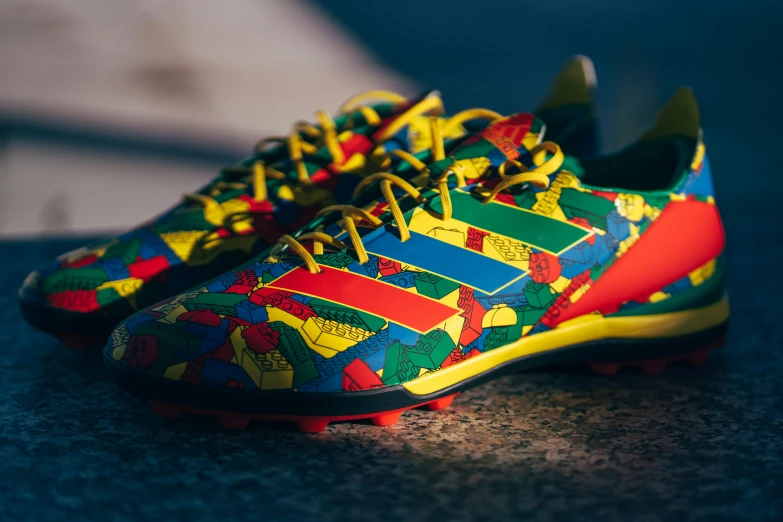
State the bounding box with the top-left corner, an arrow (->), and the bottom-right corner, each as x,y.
550,200 -> 725,327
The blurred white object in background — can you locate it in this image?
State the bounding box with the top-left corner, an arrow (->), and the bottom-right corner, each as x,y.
0,0 -> 414,236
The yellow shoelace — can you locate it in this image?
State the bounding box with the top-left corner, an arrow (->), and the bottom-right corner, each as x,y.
183,90 -> 445,210
269,117 -> 565,274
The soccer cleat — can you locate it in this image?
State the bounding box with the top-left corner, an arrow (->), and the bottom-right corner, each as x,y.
19,56 -> 600,346
104,87 -> 728,432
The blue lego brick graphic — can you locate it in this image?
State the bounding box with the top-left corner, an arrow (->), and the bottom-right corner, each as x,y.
664,277 -> 693,295
348,255 -> 379,278
205,271 -> 238,293
290,294 -> 313,305
677,154 -> 715,197
468,328 -> 491,353
135,228 -> 180,265
387,323 -> 420,346
182,318 -> 229,354
235,300 -> 268,324
100,257 -> 130,280
560,240 -> 595,266
299,329 -> 394,393
476,290 -> 528,310
593,234 -> 619,266
379,270 -> 418,289
606,210 -> 631,241
528,322 -> 552,336
123,312 -> 156,335
200,359 -> 258,390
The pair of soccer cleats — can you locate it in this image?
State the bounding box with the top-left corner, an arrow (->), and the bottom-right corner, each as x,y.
19,57 -> 728,432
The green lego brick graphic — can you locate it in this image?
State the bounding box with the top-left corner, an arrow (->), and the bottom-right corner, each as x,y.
182,293 -> 247,315
558,188 -> 616,229
514,190 -> 539,210
41,268 -> 109,293
381,341 -> 420,385
134,323 -> 202,356
414,272 -> 460,299
269,322 -> 319,387
523,280 -> 555,308
407,330 -> 455,370
307,298 -> 386,332
512,305 -> 548,326
153,211 -> 213,233
312,252 -> 356,269
96,287 -> 121,307
103,239 -> 143,265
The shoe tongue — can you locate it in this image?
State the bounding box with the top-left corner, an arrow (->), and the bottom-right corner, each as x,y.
427,113 -> 547,182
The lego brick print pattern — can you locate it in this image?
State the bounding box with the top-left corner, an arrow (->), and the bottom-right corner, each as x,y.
19,103 -> 458,321
106,125 -> 722,393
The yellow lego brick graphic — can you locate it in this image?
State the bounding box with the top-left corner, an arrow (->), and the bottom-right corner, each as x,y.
110,324 -> 130,360
241,349 -> 294,389
431,227 -> 466,247
482,305 -> 517,328
301,317 -> 372,358
688,258 -> 717,286
406,116 -> 465,154
230,325 -> 249,362
266,306 -> 306,330
569,282 -> 592,303
220,198 -> 251,217
483,234 -> 532,267
648,291 -> 670,303
160,230 -> 209,261
550,275 -> 571,293
691,142 -> 706,171
532,171 -> 579,218
95,277 -> 144,298
409,208 -> 470,240
615,194 -> 646,222
439,314 -> 465,345
161,304 -> 188,325
164,362 -> 188,380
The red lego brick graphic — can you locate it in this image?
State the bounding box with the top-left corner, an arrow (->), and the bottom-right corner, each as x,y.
177,310 -> 222,327
128,255 -> 170,282
441,347 -> 481,368
529,252 -> 562,284
62,253 -> 98,268
226,268 -> 259,295
242,322 -> 281,354
46,289 -> 100,313
458,286 -> 486,346
123,335 -> 159,369
378,257 -> 403,276
466,227 -> 488,252
342,358 -> 384,391
539,271 -> 593,328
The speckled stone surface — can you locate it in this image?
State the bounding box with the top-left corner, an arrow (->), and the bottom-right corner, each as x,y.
1,236 -> 781,522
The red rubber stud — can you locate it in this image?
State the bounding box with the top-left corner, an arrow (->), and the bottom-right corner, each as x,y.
219,416 -> 251,430
370,410 -> 403,427
427,394 -> 456,411
640,360 -> 668,375
689,347 -> 711,367
295,420 -> 330,433
150,403 -> 181,419
590,362 -> 621,376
